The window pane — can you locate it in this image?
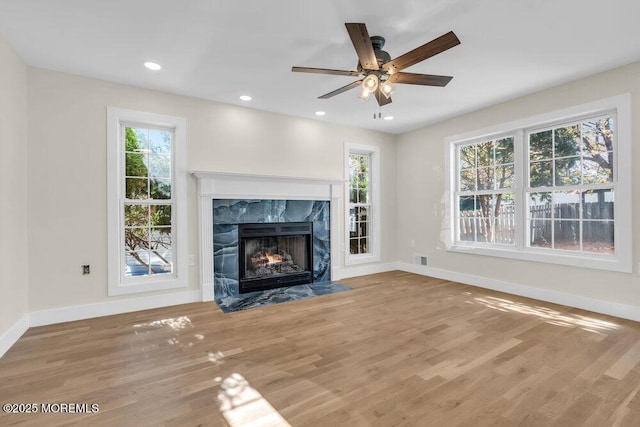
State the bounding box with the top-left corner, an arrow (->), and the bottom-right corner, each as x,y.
349,238 -> 359,254
459,145 -> 475,169
582,221 -> 614,254
477,167 -> 493,190
125,178 -> 148,199
492,195 -> 515,244
496,164 -> 514,189
356,206 -> 369,221
133,129 -> 149,150
581,118 -> 613,155
150,227 -> 171,252
582,190 -> 614,220
149,154 -> 171,178
476,141 -> 494,167
459,169 -> 476,191
529,130 -> 552,160
530,160 -> 552,187
529,219 -> 552,248
553,192 -> 580,219
528,192 -> 552,219
496,138 -> 514,164
150,227 -> 171,246
358,188 -> 368,204
149,129 -> 172,154
150,204 -> 172,227
459,196 -> 478,212
349,208 -> 356,232
349,153 -> 370,206
554,125 -> 580,157
125,153 -> 148,178
150,250 -> 173,275
359,238 -> 369,253
126,127 -> 148,151
458,215 -> 477,242
357,221 -> 368,238
125,251 -> 150,277
554,220 -> 580,251
350,189 -> 358,204
124,228 -> 149,252
150,179 -> 171,199
125,204 -> 148,227
583,154 -> 613,184
555,157 -> 581,186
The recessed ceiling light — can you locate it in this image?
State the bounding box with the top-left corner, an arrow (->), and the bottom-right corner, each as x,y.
144,61 -> 162,71
383,116 -> 394,121
315,111 -> 326,116
239,95 -> 252,101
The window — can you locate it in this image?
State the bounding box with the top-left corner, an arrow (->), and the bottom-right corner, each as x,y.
349,153 -> 371,254
107,108 -> 187,295
457,136 -> 515,245
345,143 -> 380,265
446,95 -> 631,272
527,117 -> 614,254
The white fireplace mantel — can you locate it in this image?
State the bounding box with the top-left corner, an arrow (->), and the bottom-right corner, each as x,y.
191,171 -> 344,301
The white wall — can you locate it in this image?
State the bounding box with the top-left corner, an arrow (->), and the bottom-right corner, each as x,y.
0,36 -> 28,341
396,61 -> 640,309
26,68 -> 397,312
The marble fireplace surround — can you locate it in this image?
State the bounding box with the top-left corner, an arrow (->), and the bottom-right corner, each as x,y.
192,171 -> 343,302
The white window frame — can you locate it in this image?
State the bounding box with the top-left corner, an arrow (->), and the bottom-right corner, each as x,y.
445,94 -> 631,273
107,107 -> 188,295
344,142 -> 381,265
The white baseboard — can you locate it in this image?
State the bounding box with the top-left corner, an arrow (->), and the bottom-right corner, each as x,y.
333,262 -> 396,280
0,314 -> 29,359
397,262 -> 640,322
29,290 -> 201,327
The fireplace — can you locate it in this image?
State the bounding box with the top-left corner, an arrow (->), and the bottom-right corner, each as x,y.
238,222 -> 313,293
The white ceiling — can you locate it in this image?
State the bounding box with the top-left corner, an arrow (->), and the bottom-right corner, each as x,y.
1,0 -> 639,134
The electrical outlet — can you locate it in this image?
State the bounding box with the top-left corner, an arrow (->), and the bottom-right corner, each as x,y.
82,265 -> 90,275
410,240 -> 415,248
188,254 -> 195,266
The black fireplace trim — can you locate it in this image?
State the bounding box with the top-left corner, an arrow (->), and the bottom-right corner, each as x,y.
238,222 -> 314,294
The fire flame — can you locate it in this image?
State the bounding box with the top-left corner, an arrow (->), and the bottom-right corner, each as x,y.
264,251 -> 284,265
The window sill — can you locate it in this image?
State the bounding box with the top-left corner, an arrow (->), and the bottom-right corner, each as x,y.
447,244 -> 631,273
108,277 -> 187,296
344,254 -> 381,266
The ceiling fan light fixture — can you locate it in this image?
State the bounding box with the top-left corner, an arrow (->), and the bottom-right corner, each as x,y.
358,87 -> 371,101
380,80 -> 395,99
362,74 -> 379,92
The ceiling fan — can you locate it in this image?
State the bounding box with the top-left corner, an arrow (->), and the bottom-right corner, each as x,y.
292,23 -> 460,107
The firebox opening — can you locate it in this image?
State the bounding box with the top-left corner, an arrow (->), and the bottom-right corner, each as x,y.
239,222 -> 313,293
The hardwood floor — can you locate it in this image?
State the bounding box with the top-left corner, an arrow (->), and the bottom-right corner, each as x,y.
2,271 -> 640,426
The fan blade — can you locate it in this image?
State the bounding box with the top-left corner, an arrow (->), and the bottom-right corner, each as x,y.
318,80 -> 363,99
389,72 -> 453,87
374,88 -> 392,106
345,23 -> 379,70
383,31 -> 460,74
292,66 -> 361,77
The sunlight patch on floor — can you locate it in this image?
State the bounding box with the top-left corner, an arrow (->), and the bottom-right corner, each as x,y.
474,296 -> 619,332
218,373 -> 291,427
133,316 -> 194,333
